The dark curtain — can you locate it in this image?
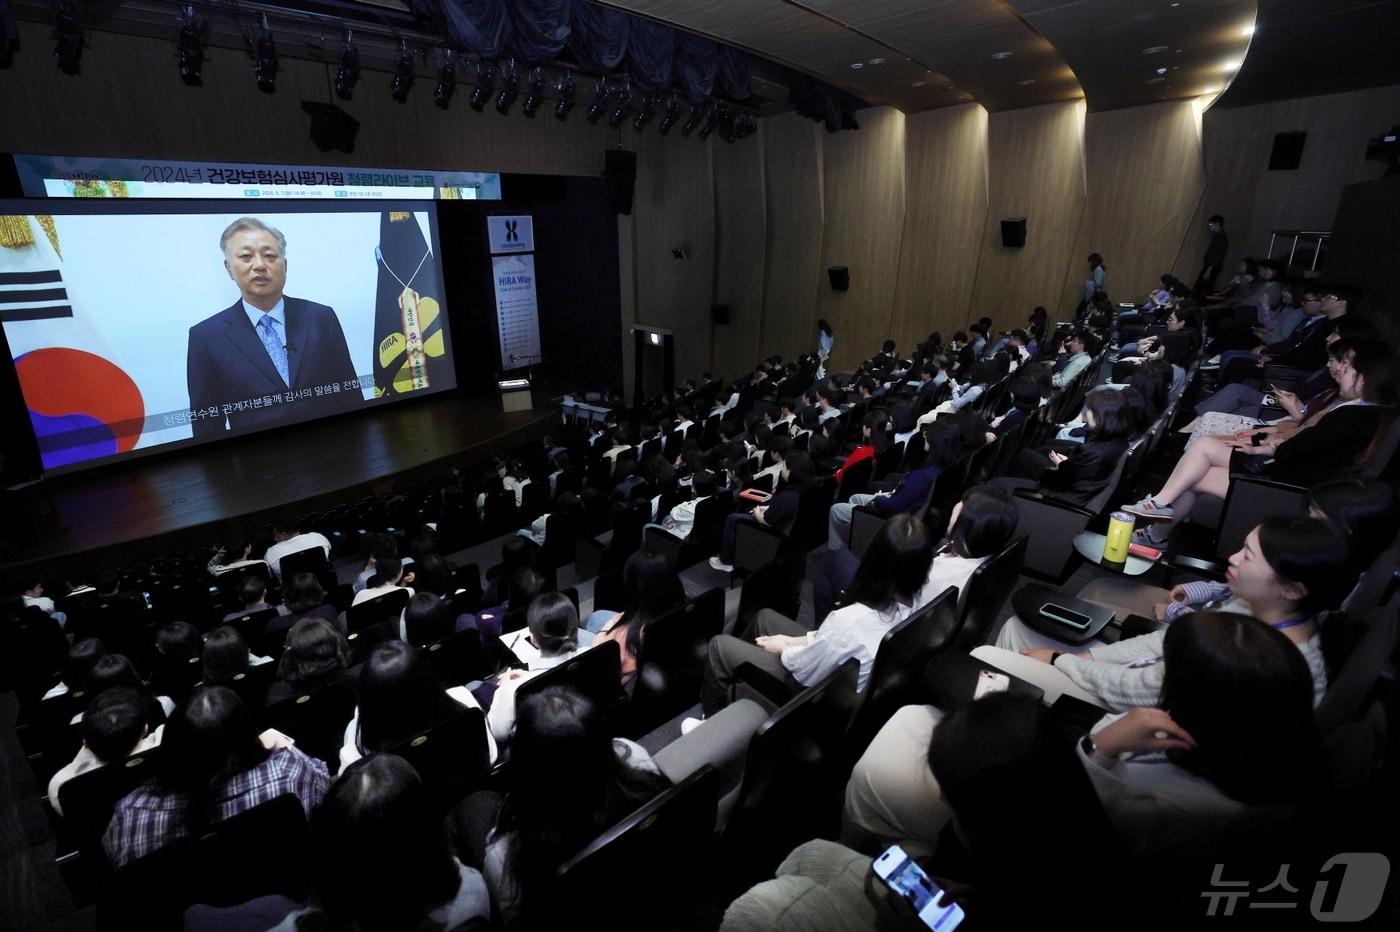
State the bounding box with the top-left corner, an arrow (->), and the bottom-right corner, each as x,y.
568,0 -> 629,73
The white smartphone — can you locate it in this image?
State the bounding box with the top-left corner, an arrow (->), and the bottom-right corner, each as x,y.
872,845 -> 966,931
974,669 -> 1011,700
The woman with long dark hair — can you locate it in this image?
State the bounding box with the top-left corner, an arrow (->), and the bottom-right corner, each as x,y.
1123,343 -> 1400,546
465,686 -> 669,927
700,513 -> 935,718
274,754 -> 488,931
594,548 -> 687,685
338,640 -> 491,772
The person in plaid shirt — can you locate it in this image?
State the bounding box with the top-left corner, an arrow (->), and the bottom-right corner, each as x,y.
103,685 -> 329,870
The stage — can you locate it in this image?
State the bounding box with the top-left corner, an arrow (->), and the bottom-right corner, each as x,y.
0,390 -> 561,582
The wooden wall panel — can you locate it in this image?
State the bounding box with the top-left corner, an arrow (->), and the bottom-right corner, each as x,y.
1068,101 -> 1205,308
970,101 -> 1087,326
892,104 -> 989,349
759,114 -> 824,366
711,137 -> 767,374
816,107 -> 907,369
631,131 -> 716,383
1178,84 -> 1400,283
0,23 -> 615,176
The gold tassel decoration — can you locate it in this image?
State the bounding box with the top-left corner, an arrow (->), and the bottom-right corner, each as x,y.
0,215 -> 37,249
36,216 -> 62,260
389,211 -> 412,222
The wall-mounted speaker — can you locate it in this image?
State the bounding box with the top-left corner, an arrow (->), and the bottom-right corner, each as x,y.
711,304 -> 730,325
1000,217 -> 1027,248
827,265 -> 849,291
1268,131 -> 1307,171
603,149 -> 637,215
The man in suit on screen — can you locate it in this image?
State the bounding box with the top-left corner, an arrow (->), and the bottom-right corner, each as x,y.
186,217 -> 362,441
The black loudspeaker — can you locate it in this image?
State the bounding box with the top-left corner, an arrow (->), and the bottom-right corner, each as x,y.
827,266 -> 849,291
603,149 -> 637,215
711,304 -> 730,325
1269,131 -> 1307,171
1000,217 -> 1027,248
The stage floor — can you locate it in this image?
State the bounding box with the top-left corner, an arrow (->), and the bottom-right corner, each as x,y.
1,390 -> 560,577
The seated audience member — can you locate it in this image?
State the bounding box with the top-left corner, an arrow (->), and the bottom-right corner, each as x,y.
201,625 -> 272,687
149,621 -> 204,702
77,654 -> 175,724
469,567 -> 550,643
483,535 -> 545,606
43,637 -> 107,701
650,468 -> 718,540
1189,317 -> 1373,427
985,376 -> 1041,442
923,358 -> 1006,422
206,542 -> 264,579
1051,330 -> 1100,388
103,686 -> 329,870
699,513 -> 934,719
815,485 -> 1019,623
710,450 -> 816,573
487,593 -> 584,743
1121,344 -> 1399,542
263,520 -> 332,582
263,572 -> 337,651
1003,387 -> 1133,507
352,534 -> 400,594
262,754 -> 488,931
20,580 -> 66,626
265,618 -> 353,706
590,549 -> 685,685
455,686 -> 670,928
983,516 -> 1353,710
339,640 -> 492,773
409,552 -> 453,599
834,412 -> 890,484
48,687 -> 163,816
732,694 -> 1123,932
398,592 -> 462,645
351,555 -> 415,607
826,422 -> 961,551
223,574 -> 274,622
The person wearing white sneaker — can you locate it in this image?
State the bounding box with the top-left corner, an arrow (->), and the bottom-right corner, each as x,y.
699,515 -> 934,715
1120,340 -> 1395,535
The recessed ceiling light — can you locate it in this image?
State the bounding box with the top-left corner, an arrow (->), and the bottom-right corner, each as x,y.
869,57 -> 886,65
1223,59 -> 1241,71
1143,45 -> 1169,54
1242,24 -> 1256,36
850,62 -> 864,69
1202,86 -> 1218,94
991,51 -> 1013,60
912,80 -> 927,87
1017,78 -> 1037,86
1156,67 -> 1168,74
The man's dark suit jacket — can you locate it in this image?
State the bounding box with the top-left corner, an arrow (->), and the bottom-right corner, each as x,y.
186,297 -> 362,441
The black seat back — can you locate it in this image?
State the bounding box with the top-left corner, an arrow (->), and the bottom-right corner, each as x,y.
59,746 -> 162,840
623,588 -> 726,737
263,675 -> 358,765
834,456 -> 875,504
847,588 -> 961,757
424,627 -> 491,686
515,638 -> 623,717
554,766 -> 720,929
723,659 -> 860,882
953,536 -> 1029,652
384,707 -> 491,807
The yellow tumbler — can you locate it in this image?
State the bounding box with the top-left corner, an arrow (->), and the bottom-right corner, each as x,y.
1104,511 -> 1134,563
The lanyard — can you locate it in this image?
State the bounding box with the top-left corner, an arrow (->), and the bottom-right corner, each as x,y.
1272,618 -> 1309,631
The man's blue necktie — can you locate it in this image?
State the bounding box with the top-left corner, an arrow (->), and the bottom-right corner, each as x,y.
258,316 -> 290,386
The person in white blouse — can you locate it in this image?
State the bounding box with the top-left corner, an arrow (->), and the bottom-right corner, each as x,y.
695,514 -> 935,721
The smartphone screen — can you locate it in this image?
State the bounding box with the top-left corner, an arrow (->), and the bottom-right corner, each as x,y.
872,846 -> 966,931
